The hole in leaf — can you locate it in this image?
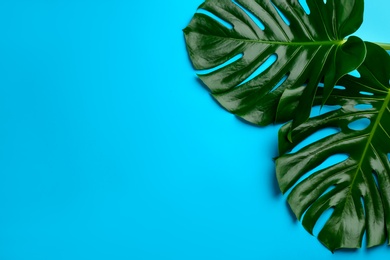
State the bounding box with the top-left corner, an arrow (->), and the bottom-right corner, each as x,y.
360,196 -> 366,216
361,197 -> 367,244
360,91 -> 374,96
372,171 -> 380,189
388,153 -> 390,162
334,85 -> 346,90
317,83 -> 345,90
270,1 -> 290,26
310,105 -> 341,117
355,104 -> 373,110
360,197 -> 367,246
237,54 -> 277,86
289,128 -> 340,154
321,105 -> 342,114
196,53 -> 243,75
270,74 -> 289,92
298,0 -> 310,15
196,9 -> 234,29
348,69 -> 361,78
232,0 -> 265,30
323,0 -> 327,4
313,208 -> 334,236
348,118 -> 371,131
321,185 -> 337,198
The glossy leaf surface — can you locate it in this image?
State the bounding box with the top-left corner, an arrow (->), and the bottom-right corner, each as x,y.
183,0 -> 366,127
276,43 -> 390,251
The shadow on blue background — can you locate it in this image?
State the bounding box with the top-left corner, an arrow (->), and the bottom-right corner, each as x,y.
0,0 -> 389,259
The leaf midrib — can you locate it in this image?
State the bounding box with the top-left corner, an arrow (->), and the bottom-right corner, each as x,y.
346,86 -> 390,199
356,89 -> 390,174
188,31 -> 344,46
317,89 -> 390,245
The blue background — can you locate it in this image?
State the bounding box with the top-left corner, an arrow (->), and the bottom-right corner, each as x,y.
0,0 -> 389,259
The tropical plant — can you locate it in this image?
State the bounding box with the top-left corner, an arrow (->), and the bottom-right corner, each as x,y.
184,0 -> 390,252
183,0 -> 366,130
276,43 -> 390,251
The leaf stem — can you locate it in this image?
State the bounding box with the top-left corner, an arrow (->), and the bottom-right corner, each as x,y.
373,42 -> 390,51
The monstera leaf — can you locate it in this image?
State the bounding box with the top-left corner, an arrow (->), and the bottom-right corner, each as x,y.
183,0 -> 366,128
276,42 -> 390,251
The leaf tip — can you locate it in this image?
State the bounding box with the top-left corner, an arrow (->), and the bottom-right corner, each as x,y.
287,130 -> 293,143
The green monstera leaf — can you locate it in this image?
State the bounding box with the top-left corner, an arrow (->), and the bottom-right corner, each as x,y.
276,43 -> 390,251
183,0 -> 366,128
